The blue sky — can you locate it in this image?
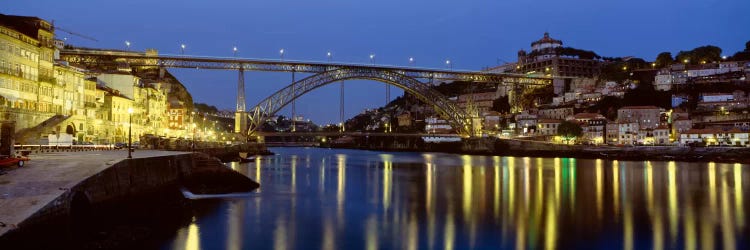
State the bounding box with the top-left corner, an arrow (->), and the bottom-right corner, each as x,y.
5,0 -> 749,124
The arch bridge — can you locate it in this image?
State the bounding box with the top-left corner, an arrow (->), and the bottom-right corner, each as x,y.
60,49 -> 552,137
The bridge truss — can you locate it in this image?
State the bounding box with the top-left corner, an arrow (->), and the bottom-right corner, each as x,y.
60,49 -> 553,137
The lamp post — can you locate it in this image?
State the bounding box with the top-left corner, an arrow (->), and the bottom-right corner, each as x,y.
409,57 -> 414,66
191,123 -> 196,151
446,59 -> 452,70
327,51 -> 332,62
370,54 -> 375,65
127,107 -> 133,158
280,48 -> 285,61
125,41 -> 130,51
233,46 -> 238,57
180,44 -> 186,55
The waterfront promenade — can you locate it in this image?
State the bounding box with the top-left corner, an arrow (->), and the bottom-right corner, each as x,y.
0,150 -> 190,237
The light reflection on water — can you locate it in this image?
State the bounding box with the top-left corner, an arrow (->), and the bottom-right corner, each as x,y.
163,147 -> 750,250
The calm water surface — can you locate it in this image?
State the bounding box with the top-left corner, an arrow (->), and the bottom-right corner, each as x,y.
161,147 -> 750,249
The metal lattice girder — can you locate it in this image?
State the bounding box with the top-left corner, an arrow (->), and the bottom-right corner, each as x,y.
59,49 -> 552,85
247,68 -> 473,136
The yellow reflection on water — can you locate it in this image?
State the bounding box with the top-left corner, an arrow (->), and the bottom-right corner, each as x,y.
653,201 -> 664,250
595,159 -> 603,219
509,157 -> 516,217
703,162 -> 716,250
273,215 -> 288,250
544,191 -> 558,250
554,158 -> 560,211
667,161 -> 678,243
407,211 -> 418,250
255,157 -> 262,192
322,217 -> 335,250
734,163 -> 744,230
624,201 -> 633,250
381,154 -> 393,211
444,205 -> 455,250
462,155 -> 473,221
366,214 -> 378,250
568,159 -> 576,211
721,175 -> 736,250
337,154 -> 346,221
612,160 -> 620,221
425,154 -> 436,249
494,156 -> 501,220
186,220 -> 200,250
646,161 -> 654,214
291,155 -> 298,192
684,197 -> 696,250
227,202 -> 244,250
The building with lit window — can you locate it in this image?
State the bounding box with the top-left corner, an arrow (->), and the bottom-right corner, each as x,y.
516,32 -> 601,78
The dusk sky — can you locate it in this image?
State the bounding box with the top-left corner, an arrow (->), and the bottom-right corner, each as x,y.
5,0 -> 749,124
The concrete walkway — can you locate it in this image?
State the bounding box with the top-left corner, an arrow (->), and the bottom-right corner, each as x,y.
0,150 -> 191,237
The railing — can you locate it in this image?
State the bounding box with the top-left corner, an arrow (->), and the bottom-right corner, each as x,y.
14,144 -> 115,153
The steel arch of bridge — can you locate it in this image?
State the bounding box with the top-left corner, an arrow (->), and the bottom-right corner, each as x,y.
248,68 -> 472,136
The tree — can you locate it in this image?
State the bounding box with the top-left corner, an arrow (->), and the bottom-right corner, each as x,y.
587,96 -> 623,120
675,45 -> 722,64
492,96 -> 511,114
194,102 -> 219,114
623,82 -> 671,109
557,121 -> 582,144
655,52 -> 673,68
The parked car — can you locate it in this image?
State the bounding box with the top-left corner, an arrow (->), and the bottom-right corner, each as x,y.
114,142 -> 127,149
0,155 -> 30,168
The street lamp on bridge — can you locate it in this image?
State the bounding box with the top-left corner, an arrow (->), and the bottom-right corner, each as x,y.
180,44 -> 186,55
327,51 -> 332,62
233,46 -> 238,57
446,59 -> 452,70
369,54 -> 375,65
125,40 -> 130,51
409,57 -> 415,66
280,48 -> 285,61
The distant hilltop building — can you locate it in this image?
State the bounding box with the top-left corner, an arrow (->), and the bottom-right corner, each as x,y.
516,32 -> 601,78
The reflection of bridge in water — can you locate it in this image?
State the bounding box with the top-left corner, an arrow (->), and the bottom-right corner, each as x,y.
61,49 -> 552,137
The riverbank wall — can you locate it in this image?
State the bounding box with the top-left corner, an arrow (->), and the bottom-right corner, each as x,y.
0,151 -> 258,247
327,136 -> 750,163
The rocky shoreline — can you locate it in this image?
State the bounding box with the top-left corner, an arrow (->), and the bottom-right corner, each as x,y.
0,152 -> 261,249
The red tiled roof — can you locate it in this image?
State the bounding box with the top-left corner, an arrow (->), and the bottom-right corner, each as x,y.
573,113 -> 604,119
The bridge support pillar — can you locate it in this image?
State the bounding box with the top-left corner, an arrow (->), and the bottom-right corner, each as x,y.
235,68 -> 248,134
235,111 -> 248,134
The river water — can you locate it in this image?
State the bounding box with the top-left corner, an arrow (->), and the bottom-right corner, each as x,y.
159,147 -> 749,249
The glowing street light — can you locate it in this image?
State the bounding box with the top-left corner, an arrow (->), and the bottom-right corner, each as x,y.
180,44 -> 186,54
722,55 -> 728,60
125,40 -> 130,51
327,51 -> 332,62
233,46 -> 238,57
409,57 -> 415,66
127,107 -> 134,159
446,59 -> 452,70
280,48 -> 285,61
370,54 -> 375,65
